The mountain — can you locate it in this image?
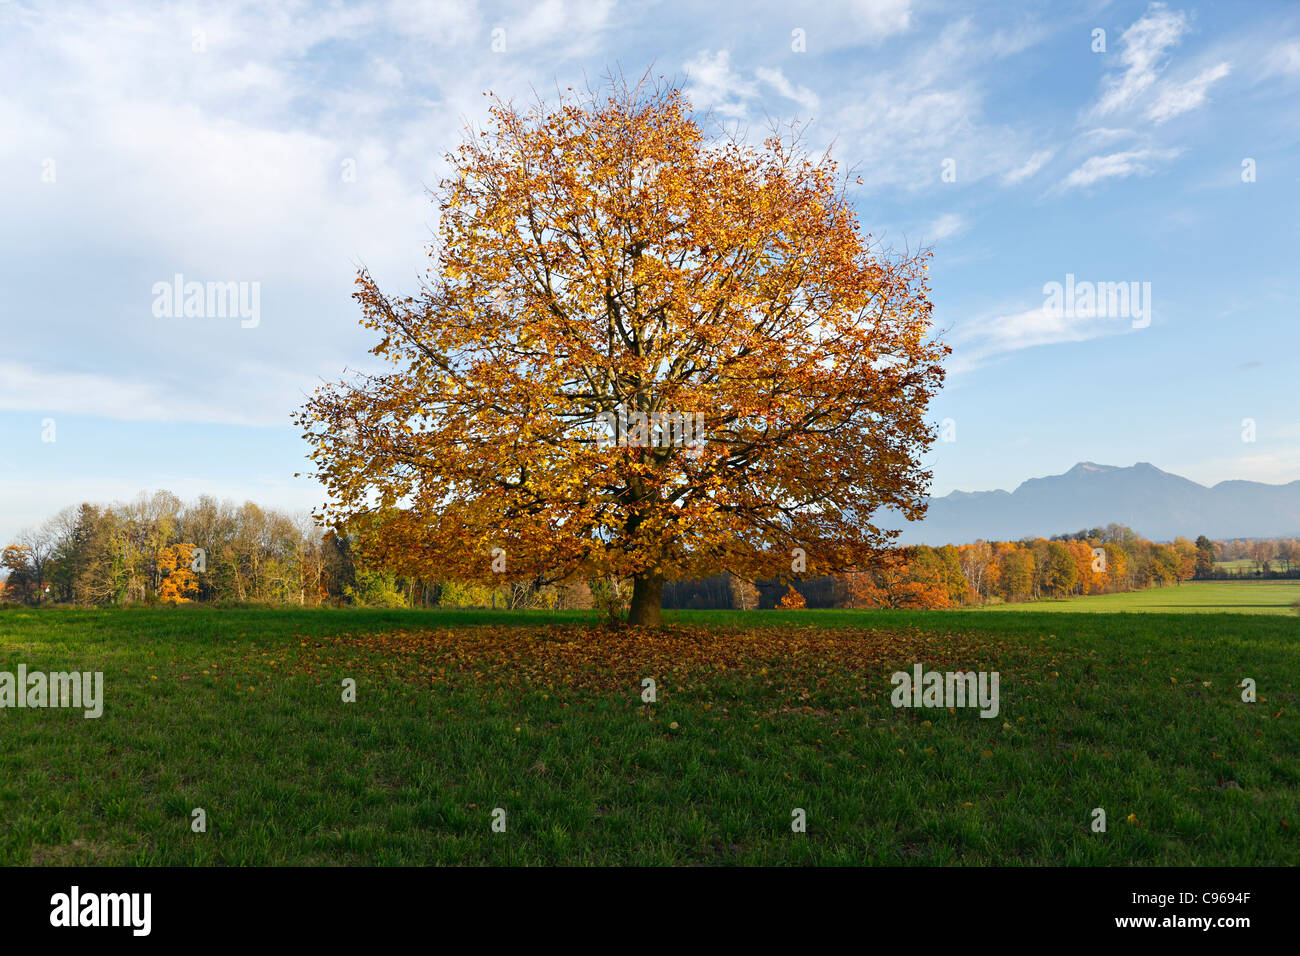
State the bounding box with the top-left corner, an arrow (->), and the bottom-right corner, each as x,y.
896,462 -> 1300,545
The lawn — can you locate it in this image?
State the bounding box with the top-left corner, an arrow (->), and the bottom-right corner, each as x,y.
1214,559 -> 1277,573
969,580 -> 1300,614
0,604 -> 1295,865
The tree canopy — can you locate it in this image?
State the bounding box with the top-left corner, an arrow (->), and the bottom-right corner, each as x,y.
295,74 -> 947,624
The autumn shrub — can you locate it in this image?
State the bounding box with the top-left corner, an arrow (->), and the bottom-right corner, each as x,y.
777,587 -> 806,609
590,578 -> 631,624
343,569 -> 407,608
434,580 -> 496,609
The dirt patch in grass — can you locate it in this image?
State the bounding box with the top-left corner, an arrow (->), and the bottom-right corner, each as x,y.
29,839 -> 118,865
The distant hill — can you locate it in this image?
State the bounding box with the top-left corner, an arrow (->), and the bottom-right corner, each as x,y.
896,462 -> 1300,545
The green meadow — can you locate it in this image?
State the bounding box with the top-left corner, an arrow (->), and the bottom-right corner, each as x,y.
970,580 -> 1300,615
0,590 -> 1296,865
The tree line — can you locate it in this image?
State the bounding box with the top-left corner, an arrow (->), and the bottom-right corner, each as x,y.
1207,536 -> 1300,576
634,527 -> 1298,609
843,525 -> 1203,609
0,494 -> 1293,610
1,492 -> 335,606
0,491 -> 596,609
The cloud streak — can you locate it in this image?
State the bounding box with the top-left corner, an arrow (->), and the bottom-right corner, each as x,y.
1092,2 -> 1190,117
1058,147 -> 1181,190
945,305 -> 1138,373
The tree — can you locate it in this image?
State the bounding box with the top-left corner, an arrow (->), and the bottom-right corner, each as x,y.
2,525 -> 57,605
344,567 -> 408,608
1043,541 -> 1078,597
999,548 -> 1034,602
1278,538 -> 1299,573
1101,542 -> 1128,591
1171,536 -> 1197,583
1249,539 -> 1273,574
1101,523 -> 1139,550
777,586 -> 806,609
295,75 -> 947,625
156,543 -> 200,603
555,577 -> 595,610
1,545 -> 36,604
957,540 -> 994,600
845,547 -> 950,609
61,504 -> 128,604
1193,535 -> 1216,578
932,543 -> 969,604
1067,539 -> 1097,595
1150,543 -> 1181,585
728,573 -> 760,610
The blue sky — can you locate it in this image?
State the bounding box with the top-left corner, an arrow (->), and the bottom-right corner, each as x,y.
2,0 -> 1298,547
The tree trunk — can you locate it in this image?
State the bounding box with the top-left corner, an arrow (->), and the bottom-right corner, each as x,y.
628,570 -> 664,626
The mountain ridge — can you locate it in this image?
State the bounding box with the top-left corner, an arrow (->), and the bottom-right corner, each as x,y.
897,462 -> 1300,545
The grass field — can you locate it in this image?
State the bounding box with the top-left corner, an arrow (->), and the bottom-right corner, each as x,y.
1213,559 -> 1295,574
1215,559 -> 1263,573
1,597 -> 1296,865
973,580 -> 1300,615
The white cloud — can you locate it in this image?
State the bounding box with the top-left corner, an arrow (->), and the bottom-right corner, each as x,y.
1092,3 -> 1189,118
1263,40 -> 1300,76
508,0 -> 615,54
832,18 -> 1050,190
0,360 -> 298,427
1058,148 -> 1180,190
1081,126 -> 1138,145
683,50 -> 758,120
684,17 -> 1049,192
0,0 -> 622,430
1146,61 -> 1230,123
384,0 -> 480,47
925,213 -> 967,242
1002,149 -> 1054,184
850,0 -> 914,39
755,67 -> 820,114
946,305 -> 1135,372
1086,3 -> 1229,127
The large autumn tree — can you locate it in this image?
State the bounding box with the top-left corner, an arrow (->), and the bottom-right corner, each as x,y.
295,75 -> 947,625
